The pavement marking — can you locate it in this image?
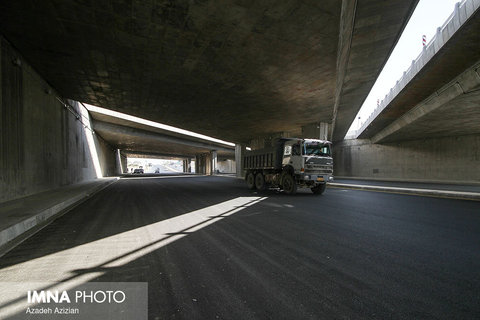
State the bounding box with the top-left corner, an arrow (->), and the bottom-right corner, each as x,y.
328,183 -> 480,201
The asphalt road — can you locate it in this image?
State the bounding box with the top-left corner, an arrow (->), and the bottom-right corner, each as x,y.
0,176 -> 479,319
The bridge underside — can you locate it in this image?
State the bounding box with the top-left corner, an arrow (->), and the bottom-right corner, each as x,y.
0,0 -> 418,146
357,5 -> 480,143
90,109 -> 235,159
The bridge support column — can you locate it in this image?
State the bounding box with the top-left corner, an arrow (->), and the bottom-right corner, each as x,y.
319,122 -> 329,140
115,149 -> 126,175
195,155 -> 202,174
235,144 -> 245,178
196,154 -> 210,175
183,159 -> 191,173
211,151 -> 217,175
301,122 -> 330,140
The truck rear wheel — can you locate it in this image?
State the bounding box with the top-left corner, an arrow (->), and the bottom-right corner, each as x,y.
246,172 -> 256,190
255,172 -> 266,190
282,174 -> 297,195
311,183 -> 326,195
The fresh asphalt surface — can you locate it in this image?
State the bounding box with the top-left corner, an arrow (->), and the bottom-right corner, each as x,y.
0,176 -> 479,319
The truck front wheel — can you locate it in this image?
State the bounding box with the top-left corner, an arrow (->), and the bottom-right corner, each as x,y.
246,172 -> 256,190
311,183 -> 326,195
282,174 -> 297,195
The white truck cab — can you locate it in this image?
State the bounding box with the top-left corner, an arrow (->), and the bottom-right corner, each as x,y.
282,139 -> 333,185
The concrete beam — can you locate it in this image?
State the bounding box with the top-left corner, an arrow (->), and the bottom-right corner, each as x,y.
92,120 -> 234,154
371,61 -> 480,143
123,151 -> 192,160
332,0 -> 419,142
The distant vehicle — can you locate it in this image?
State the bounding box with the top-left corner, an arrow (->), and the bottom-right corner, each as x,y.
244,138 -> 333,195
133,169 -> 144,174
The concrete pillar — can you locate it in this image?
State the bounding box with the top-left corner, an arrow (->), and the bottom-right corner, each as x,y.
195,155 -> 201,174
235,144 -> 245,178
211,150 -> 217,175
120,152 -> 127,173
183,159 -> 192,173
115,149 -> 123,175
205,153 -> 212,175
319,122 -> 329,140
302,122 -> 330,140
195,154 -> 208,174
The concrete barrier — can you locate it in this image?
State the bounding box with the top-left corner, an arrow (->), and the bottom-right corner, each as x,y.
0,178 -> 119,256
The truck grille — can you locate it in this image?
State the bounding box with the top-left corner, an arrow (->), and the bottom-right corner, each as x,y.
305,165 -> 333,174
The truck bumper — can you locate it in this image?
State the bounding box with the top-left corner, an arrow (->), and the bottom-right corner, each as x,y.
296,174 -> 333,185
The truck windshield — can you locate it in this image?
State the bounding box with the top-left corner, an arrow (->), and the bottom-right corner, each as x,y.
303,143 -> 331,157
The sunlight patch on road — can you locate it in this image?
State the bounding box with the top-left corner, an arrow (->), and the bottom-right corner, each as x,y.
0,197 -> 267,318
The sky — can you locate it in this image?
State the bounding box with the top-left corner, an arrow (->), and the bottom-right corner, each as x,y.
345,0 -> 461,136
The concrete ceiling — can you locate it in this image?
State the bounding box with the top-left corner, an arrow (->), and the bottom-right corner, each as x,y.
0,0 -> 418,147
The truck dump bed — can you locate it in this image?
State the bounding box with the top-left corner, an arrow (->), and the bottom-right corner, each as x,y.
243,139 -> 286,170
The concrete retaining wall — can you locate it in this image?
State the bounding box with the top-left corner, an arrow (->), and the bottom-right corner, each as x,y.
217,159 -> 236,174
334,135 -> 480,183
0,36 -> 116,203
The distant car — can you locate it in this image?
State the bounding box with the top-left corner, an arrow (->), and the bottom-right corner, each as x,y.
133,169 -> 144,174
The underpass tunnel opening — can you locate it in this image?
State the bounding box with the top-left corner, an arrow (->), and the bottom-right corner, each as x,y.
125,156 -> 194,174
82,104 -> 239,177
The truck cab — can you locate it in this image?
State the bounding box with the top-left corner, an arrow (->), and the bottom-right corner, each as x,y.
281,139 -> 333,193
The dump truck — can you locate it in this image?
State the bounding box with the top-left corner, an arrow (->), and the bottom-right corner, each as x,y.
243,138 -> 333,195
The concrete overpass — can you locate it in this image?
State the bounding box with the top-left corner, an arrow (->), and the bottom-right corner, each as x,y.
1,1 -> 480,319
334,0 -> 480,183
356,0 -> 480,142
